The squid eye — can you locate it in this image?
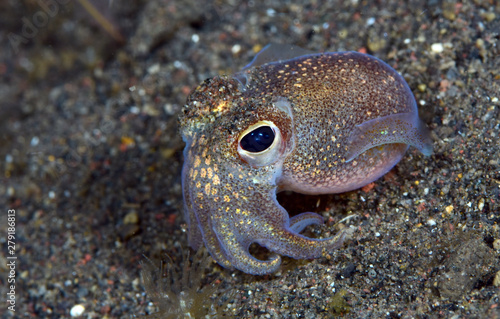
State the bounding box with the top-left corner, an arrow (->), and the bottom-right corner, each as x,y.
239,126 -> 275,152
237,121 -> 284,167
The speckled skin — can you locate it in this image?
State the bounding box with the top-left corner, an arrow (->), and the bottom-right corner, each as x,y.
179,51 -> 432,275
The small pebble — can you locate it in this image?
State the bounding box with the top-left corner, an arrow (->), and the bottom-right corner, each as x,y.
480,11 -> 496,23
70,304 -> 85,317
494,271 -> 500,288
31,136 -> 40,146
147,63 -> 160,74
124,211 -> 139,224
231,44 -> 242,55
477,198 -> 485,211
431,43 -> 444,53
493,239 -> 500,250
442,9 -> 456,21
266,8 -> 276,17
368,269 -> 377,278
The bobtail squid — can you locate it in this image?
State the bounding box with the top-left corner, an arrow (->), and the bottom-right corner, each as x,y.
179,44 -> 433,275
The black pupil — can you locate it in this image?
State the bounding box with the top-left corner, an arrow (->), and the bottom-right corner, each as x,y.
240,126 -> 275,153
